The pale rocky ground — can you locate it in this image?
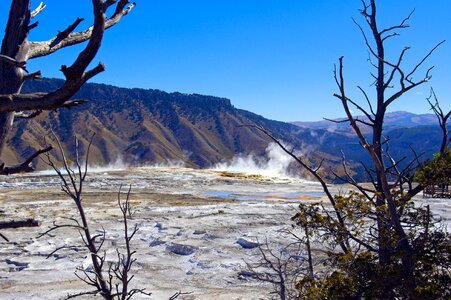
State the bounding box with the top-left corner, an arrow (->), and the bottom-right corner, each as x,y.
0,167 -> 449,299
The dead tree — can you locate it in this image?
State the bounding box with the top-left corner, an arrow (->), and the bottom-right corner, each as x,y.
244,236 -> 313,300
0,0 -> 135,175
427,88 -> 450,153
332,1 -> 447,292
246,1 -> 450,298
40,135 -> 150,299
330,0 -> 450,296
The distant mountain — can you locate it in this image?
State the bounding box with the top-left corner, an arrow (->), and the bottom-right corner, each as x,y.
292,111 -> 440,136
3,79 -> 444,182
292,111 -> 446,177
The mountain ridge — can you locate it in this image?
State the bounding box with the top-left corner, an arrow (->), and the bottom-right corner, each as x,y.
291,111 -> 441,137
9,79 -> 341,173
2,78 -> 444,182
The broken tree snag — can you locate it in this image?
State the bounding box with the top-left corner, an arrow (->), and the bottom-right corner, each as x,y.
49,17 -> 85,48
28,1 -> 136,59
0,0 -> 134,174
30,1 -> 46,19
0,218 -> 40,229
0,146 -> 52,175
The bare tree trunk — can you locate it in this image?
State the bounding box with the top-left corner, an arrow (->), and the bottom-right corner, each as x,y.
0,218 -> 39,229
304,224 -> 314,279
0,0 -> 135,174
0,0 -> 30,159
0,115 -> 14,156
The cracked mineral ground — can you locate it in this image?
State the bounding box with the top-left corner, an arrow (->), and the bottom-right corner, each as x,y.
1,167 -> 449,299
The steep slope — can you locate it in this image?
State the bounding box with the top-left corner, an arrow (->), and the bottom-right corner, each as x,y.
6,79 -> 345,173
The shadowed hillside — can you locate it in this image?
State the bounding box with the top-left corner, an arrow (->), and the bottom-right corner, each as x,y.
292,112 -> 446,173
5,79 -> 345,175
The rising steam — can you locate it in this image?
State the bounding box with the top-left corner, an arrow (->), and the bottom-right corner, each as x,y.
38,156 -> 186,175
214,142 -> 296,178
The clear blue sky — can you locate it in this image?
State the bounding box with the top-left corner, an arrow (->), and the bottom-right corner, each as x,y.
3,1 -> 450,121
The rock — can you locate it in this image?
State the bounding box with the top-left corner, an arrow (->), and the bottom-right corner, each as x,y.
84,265 -> 94,272
291,255 -> 306,262
193,230 -> 206,235
189,258 -> 209,269
238,270 -> 257,278
5,259 -> 29,271
53,254 -> 67,260
154,222 -> 163,230
167,243 -> 197,256
197,261 -> 210,269
149,239 -> 166,247
236,238 -> 259,249
238,270 -> 258,281
202,233 -> 219,240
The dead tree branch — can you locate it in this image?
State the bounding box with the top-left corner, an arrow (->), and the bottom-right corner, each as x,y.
427,88 -> 450,153
28,1 -> 136,59
0,218 -> 40,229
245,238 -> 306,300
0,0 -> 134,175
0,146 -> 52,175
30,2 -> 46,18
40,134 -> 149,299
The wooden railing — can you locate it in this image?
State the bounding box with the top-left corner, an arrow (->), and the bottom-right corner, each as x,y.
423,183 -> 450,198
